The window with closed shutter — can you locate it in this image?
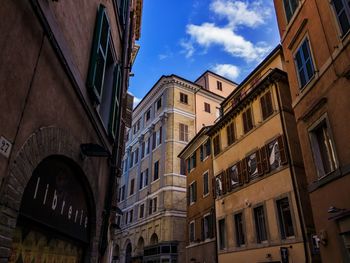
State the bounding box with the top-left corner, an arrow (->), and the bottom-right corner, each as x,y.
213,135 -> 221,156
204,102 -> 211,113
179,123 -> 189,142
226,122 -> 235,145
242,107 -> 253,133
295,38 -> 315,89
260,91 -> 273,120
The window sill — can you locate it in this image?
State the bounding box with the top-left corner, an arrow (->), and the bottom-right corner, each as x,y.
308,165 -> 350,192
203,193 -> 210,198
151,178 -> 160,184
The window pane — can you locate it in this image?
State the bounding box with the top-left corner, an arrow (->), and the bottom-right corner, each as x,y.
235,213 -> 245,246
254,206 -> 267,242
277,198 -> 295,238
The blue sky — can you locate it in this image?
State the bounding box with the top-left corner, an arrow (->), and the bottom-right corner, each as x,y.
129,0 -> 281,106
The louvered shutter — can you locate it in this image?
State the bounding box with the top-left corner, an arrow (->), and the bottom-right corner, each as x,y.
226,168 -> 232,193
200,145 -> 204,161
108,64 -> 122,138
242,159 -> 249,183
212,177 -> 217,199
260,145 -> 270,173
222,172 -> 227,195
87,5 -> 110,103
278,135 -> 288,165
237,161 -> 244,186
256,150 -> 263,176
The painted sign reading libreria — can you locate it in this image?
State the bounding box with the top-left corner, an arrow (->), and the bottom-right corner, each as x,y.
20,157 -> 90,243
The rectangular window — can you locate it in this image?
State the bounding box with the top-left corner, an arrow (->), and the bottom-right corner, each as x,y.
332,0 -> 350,35
180,92 -> 188,104
204,102 -> 211,113
139,169 -> 148,190
179,123 -> 189,142
260,91 -> 274,120
213,135 -> 221,156
191,153 -> 197,170
242,107 -> 253,133
152,131 -> 156,150
309,118 -> 337,178
267,136 -> 288,171
129,151 -> 134,168
180,159 -> 186,175
246,151 -> 261,181
234,213 -> 245,246
157,126 -> 162,145
153,197 -> 157,213
203,214 -> 212,240
128,209 -> 133,223
141,141 -> 145,159
218,218 -> 226,250
205,140 -> 211,157
283,0 -> 299,22
217,81 -> 223,91
277,197 -> 295,239
227,163 -> 240,189
156,97 -> 162,110
189,221 -> 195,243
149,197 -> 157,215
146,137 -> 150,154
254,206 -> 268,243
189,181 -> 197,204
134,148 -> 139,165
226,122 -> 235,146
295,38 -> 315,89
130,179 -> 135,196
120,185 -> 125,201
145,108 -> 151,121
203,171 -> 209,196
153,160 -> 159,181
139,204 -> 145,218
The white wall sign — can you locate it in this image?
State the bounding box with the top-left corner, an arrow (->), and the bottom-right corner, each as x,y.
0,136 -> 12,158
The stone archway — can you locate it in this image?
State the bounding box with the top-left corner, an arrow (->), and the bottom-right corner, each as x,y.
0,127 -> 98,261
150,233 -> 159,245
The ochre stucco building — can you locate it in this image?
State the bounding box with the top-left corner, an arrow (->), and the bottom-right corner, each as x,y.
273,0 -> 350,261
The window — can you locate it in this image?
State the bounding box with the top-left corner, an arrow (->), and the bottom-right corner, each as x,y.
116,0 -> 129,26
141,141 -> 145,159
189,182 -> 197,204
180,92 -> 188,104
217,81 -> 222,91
234,213 -> 245,246
139,169 -> 149,189
87,5 -> 123,138
277,198 -> 295,239
189,221 -> 195,243
133,119 -> 141,134
153,161 -> 159,181
202,214 -> 213,240
179,123 -> 189,142
156,126 -> 162,146
152,131 -> 156,150
129,179 -> 135,195
134,148 -> 139,165
187,152 -> 197,172
146,137 -> 150,154
180,159 -> 186,175
204,102 -> 211,113
128,209 -> 133,223
242,107 -> 253,133
156,97 -> 162,110
254,206 -> 268,243
215,174 -> 223,197
145,108 -> 151,121
213,135 -> 221,156
246,151 -> 261,181
149,197 -> 157,215
227,163 -> 240,190
218,218 -> 226,249
283,0 -> 299,22
203,171 -> 209,196
267,136 -> 288,171
139,204 -> 145,218
260,91 -> 274,120
332,0 -> 350,36
226,122 -> 235,146
129,152 -> 134,168
295,38 -> 315,89
200,141 -> 211,161
120,185 -> 125,201
309,118 -> 337,178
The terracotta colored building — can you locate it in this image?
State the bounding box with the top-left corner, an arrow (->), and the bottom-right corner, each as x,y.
113,72 -> 236,263
0,0 -> 142,262
208,46 -> 316,263
178,126 -> 217,263
273,0 -> 350,261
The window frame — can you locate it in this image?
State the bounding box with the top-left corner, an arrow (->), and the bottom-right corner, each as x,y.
129,178 -> 135,196
217,81 -> 223,91
253,204 -> 269,243
203,171 -> 210,197
156,96 -> 162,110
242,107 -> 254,134
204,102 -> 211,113
282,0 -> 299,23
331,0 -> 350,37
213,134 -> 221,156
276,196 -> 296,240
293,36 -> 316,90
189,181 -> 197,204
139,203 -> 145,219
180,92 -> 188,104
189,220 -> 195,243
179,123 -> 189,142
233,212 -> 246,247
260,91 -> 274,120
308,114 -> 338,179
226,121 -> 236,146
218,218 -> 226,250
153,160 -> 159,181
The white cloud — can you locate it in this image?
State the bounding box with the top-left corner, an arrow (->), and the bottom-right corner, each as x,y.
180,39 -> 195,58
212,64 -> 240,80
187,23 -> 269,62
210,0 -> 270,29
183,0 -> 272,62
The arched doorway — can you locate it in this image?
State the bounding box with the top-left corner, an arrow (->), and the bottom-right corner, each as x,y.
150,233 -> 158,245
125,243 -> 132,263
134,237 -> 144,262
8,156 -> 93,263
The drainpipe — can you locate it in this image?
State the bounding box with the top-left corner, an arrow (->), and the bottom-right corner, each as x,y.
273,80 -> 310,262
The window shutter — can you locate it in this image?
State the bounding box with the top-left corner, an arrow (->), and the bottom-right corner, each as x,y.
221,172 -> 227,195
87,5 -> 110,103
260,145 -> 270,173
193,182 -> 197,202
226,168 -> 232,193
242,159 -> 249,183
193,153 -> 197,168
201,218 -> 205,241
179,124 -> 183,141
247,108 -> 253,130
278,135 -> 288,165
109,63 -> 123,138
200,145 -> 204,161
212,177 -> 216,199
256,150 -> 263,176
187,159 -> 191,173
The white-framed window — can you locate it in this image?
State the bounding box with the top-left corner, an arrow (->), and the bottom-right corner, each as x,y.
129,178 -> 135,196
139,168 -> 149,189
203,171 -> 209,196
189,181 -> 197,204
179,123 -> 189,142
139,204 -> 145,219
294,37 -> 315,89
283,0 -> 299,22
254,205 -> 268,243
331,0 -> 350,36
309,116 -> 338,178
189,220 -> 195,243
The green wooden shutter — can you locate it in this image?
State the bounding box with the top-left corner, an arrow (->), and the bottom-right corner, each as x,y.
108,63 -> 122,138
87,5 -> 110,103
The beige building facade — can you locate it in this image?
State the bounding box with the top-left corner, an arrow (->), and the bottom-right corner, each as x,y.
209,46 -> 315,263
113,73 -> 236,262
